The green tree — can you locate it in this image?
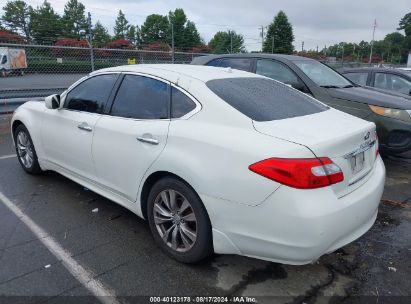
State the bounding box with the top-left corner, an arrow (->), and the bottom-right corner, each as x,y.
139,14 -> 170,46
208,30 -> 245,54
92,20 -> 110,47
183,20 -> 201,49
62,0 -> 87,39
168,9 -> 201,50
114,10 -> 129,39
30,0 -> 62,44
2,0 -> 32,40
127,25 -> 137,44
168,8 -> 186,48
358,40 -> 370,59
398,12 -> 411,31
263,11 -> 294,54
384,32 -> 405,45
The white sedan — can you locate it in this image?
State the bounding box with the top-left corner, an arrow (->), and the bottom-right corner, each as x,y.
11,64 -> 385,264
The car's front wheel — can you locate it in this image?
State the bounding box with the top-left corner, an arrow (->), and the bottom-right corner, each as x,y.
14,124 -> 42,174
147,177 -> 213,263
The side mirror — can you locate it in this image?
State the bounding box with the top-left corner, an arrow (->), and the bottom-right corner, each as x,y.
45,94 -> 61,109
409,89 -> 411,96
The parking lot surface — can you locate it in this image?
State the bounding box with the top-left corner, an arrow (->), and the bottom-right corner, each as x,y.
0,114 -> 410,303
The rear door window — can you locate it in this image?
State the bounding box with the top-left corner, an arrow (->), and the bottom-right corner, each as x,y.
256,59 -> 299,84
374,73 -> 411,95
207,58 -> 252,72
343,72 -> 368,86
206,77 -> 328,121
110,75 -> 169,119
206,59 -> 222,67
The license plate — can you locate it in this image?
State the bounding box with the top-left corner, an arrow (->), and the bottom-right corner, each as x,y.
350,152 -> 365,174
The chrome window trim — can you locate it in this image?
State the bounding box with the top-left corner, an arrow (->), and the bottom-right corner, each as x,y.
59,70 -> 202,121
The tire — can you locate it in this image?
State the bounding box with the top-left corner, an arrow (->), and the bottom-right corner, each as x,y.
14,124 -> 43,174
147,177 -> 213,263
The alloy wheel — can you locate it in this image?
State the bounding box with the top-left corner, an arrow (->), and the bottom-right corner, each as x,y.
16,131 -> 34,169
153,189 -> 197,252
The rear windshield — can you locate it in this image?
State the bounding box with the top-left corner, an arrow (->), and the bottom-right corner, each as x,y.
206,77 -> 328,121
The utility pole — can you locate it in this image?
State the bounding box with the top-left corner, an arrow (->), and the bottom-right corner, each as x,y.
87,12 -> 94,72
369,19 -> 377,64
259,26 -> 264,52
316,45 -> 319,53
271,36 -> 274,53
341,43 -> 345,67
324,45 -> 327,57
171,23 -> 175,63
230,31 -> 233,53
301,41 -> 304,52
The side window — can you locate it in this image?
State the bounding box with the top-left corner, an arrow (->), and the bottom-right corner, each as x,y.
344,72 -> 368,86
110,75 -> 169,119
256,59 -> 299,84
1,55 -> 7,64
171,87 -> 197,118
374,73 -> 411,95
206,59 -> 222,67
391,75 -> 411,95
219,58 -> 252,71
64,74 -> 118,113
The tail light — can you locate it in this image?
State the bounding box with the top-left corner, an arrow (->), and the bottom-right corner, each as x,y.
249,157 -> 344,189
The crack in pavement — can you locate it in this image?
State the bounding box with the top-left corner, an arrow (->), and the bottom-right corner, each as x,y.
227,263 -> 288,296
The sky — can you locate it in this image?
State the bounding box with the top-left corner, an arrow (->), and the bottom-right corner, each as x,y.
18,0 -> 411,51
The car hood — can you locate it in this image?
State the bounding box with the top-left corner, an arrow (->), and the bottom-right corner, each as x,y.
326,86 -> 411,110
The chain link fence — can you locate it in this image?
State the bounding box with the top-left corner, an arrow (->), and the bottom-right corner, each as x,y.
0,43 -> 208,114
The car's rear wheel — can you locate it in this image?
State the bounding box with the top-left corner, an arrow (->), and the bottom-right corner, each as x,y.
147,177 -> 213,263
14,124 -> 42,174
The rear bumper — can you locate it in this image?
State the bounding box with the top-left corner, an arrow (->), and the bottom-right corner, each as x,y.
203,156 -> 385,265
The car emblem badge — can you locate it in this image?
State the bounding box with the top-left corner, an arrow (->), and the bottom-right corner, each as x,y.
364,132 -> 370,141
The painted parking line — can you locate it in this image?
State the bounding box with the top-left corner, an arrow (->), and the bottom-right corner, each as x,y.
0,154 -> 16,160
0,191 -> 121,304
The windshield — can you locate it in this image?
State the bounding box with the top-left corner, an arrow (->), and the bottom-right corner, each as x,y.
293,60 -> 352,88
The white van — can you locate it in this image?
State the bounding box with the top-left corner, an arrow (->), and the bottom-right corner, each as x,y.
0,47 -> 27,76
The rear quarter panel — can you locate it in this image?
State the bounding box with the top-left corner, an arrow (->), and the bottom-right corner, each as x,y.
143,81 -> 316,207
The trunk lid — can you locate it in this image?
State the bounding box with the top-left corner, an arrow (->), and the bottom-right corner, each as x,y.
253,109 -> 378,197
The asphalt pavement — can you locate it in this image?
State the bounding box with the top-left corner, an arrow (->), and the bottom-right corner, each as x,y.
0,114 -> 410,304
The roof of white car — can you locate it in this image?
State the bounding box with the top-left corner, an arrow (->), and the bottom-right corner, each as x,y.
93,64 -> 261,83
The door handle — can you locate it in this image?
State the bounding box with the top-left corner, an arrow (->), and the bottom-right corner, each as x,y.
77,122 -> 92,132
137,136 -> 159,145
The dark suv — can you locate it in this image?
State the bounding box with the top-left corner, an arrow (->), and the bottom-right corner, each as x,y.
192,54 -> 411,155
